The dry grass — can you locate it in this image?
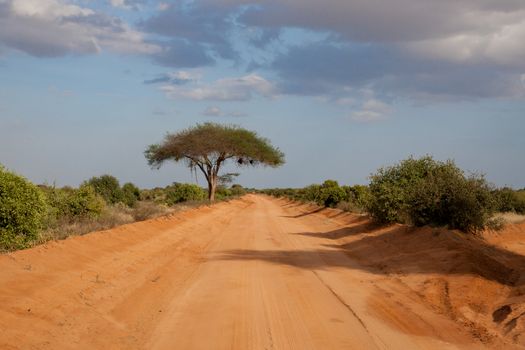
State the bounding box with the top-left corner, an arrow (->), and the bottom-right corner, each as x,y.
336,201 -> 367,214
37,201 -> 174,245
493,212 -> 525,225
26,199 -> 234,249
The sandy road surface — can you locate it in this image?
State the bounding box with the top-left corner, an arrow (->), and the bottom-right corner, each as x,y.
0,195 -> 521,349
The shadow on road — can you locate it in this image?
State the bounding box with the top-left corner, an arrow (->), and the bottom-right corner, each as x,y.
215,225 -> 525,287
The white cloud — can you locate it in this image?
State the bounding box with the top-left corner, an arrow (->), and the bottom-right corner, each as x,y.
109,0 -> 130,9
161,73 -> 277,101
202,106 -> 247,117
11,0 -> 94,17
203,106 -> 223,116
404,17 -> 525,68
158,2 -> 170,11
0,0 -> 159,56
351,98 -> 391,122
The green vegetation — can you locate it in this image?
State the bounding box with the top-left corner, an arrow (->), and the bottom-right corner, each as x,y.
1,162 -> 247,251
62,185 -> 106,218
0,166 -> 48,250
85,175 -> 124,205
145,122 -> 284,201
263,156 -> 521,233
261,181 -> 369,212
122,182 -> 141,207
367,156 -> 495,231
2,149 -> 523,252
230,184 -> 246,196
342,185 -> 371,213
165,183 -> 206,205
492,187 -> 525,214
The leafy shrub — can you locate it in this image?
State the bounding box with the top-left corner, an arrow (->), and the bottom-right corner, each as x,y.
302,184 -> 322,203
409,169 -> 494,231
0,166 -> 48,249
42,185 -> 105,220
368,157 -> 439,224
165,183 -> 206,205
140,187 -> 166,202
318,180 -> 347,207
122,182 -> 141,207
367,156 -> 495,232
492,187 -> 525,214
230,184 -> 246,196
40,185 -> 73,220
65,185 -> 106,218
341,185 -> 371,212
84,175 -> 124,204
214,186 -> 233,200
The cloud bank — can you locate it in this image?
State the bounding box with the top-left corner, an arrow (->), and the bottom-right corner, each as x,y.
2,0 -> 523,103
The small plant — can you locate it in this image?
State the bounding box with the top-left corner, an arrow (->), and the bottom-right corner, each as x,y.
0,166 -> 48,250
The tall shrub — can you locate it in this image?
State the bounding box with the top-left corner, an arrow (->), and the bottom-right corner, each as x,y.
341,185 -> 371,212
84,175 -> 124,204
367,156 -> 495,232
0,166 -> 47,249
368,157 -> 438,223
492,187 -> 525,214
65,185 -> 106,218
122,182 -> 140,207
318,180 -> 347,207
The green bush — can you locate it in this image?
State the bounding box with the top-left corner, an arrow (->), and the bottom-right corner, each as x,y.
492,187 -> 525,214
122,182 -> 141,207
302,184 -> 322,203
215,186 -> 233,200
84,175 -> 124,204
64,185 -> 106,218
0,166 -> 48,249
40,185 -> 72,223
140,187 -> 166,202
230,184 -> 246,196
165,183 -> 206,205
367,156 -> 495,232
318,180 -> 347,207
368,157 -> 439,223
341,185 -> 371,212
42,185 -> 105,220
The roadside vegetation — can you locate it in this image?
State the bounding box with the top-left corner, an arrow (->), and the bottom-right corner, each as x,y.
3,154 -> 524,251
262,156 -> 525,233
0,166 -> 247,252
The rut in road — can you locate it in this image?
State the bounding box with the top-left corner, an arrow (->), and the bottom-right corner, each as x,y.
0,195 -> 520,349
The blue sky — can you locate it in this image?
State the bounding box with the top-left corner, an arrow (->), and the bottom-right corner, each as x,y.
1,0 -> 524,189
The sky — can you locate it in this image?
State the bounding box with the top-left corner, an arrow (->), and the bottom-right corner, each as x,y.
0,0 -> 524,189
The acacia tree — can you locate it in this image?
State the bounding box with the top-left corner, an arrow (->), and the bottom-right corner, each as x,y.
145,123 -> 285,201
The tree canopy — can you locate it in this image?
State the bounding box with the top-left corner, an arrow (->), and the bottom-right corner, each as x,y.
145,123 -> 284,200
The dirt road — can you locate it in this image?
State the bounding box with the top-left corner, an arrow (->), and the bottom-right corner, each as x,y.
1,195 -> 523,349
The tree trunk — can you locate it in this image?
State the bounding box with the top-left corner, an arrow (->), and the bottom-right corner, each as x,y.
207,176 -> 217,201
